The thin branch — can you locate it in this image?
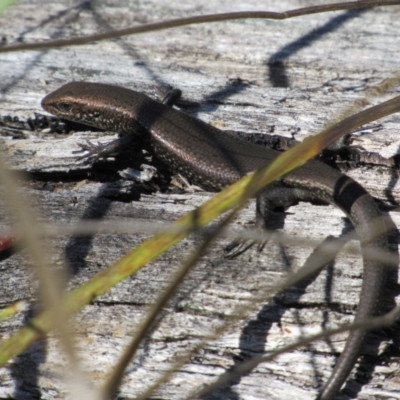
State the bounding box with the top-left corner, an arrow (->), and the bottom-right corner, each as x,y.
0,1 -> 399,53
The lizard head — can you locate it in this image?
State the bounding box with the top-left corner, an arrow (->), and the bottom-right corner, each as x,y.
41,81 -> 143,134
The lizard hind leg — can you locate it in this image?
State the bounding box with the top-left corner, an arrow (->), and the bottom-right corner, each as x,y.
224,186 -> 295,259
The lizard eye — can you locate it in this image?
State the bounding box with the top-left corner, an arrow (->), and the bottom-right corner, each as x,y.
57,102 -> 72,113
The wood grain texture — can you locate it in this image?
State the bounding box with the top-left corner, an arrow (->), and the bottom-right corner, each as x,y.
0,1 -> 400,399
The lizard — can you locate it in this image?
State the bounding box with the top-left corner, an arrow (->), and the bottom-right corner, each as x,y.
41,81 -> 390,399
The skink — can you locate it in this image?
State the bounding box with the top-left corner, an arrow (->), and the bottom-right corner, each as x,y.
42,82 -> 389,399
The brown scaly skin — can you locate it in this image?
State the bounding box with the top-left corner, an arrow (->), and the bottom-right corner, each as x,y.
42,82 -> 390,399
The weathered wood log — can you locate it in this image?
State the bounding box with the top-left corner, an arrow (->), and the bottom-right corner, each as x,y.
0,1 -> 399,399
